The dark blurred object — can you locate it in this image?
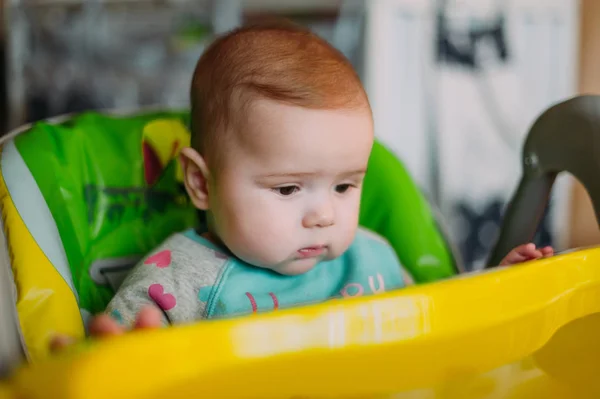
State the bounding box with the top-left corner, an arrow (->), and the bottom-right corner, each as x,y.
436,9 -> 509,69
0,3 -> 6,135
7,1 -> 214,129
5,0 -> 346,130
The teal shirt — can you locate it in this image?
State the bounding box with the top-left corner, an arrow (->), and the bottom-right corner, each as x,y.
107,228 -> 407,326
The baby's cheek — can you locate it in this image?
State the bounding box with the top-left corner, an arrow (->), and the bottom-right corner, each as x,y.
225,210 -> 293,264
340,199 -> 360,231
335,225 -> 358,257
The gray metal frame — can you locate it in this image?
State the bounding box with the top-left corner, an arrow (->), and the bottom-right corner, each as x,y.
0,216 -> 27,378
487,95 -> 600,267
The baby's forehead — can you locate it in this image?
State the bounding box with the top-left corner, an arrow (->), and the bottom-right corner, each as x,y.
220,100 -> 373,173
238,97 -> 372,133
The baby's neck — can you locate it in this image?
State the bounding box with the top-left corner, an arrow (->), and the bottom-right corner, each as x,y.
199,229 -> 233,257
195,214 -> 223,249
200,230 -> 219,246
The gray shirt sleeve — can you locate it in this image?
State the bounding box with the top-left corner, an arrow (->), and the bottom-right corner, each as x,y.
105,233 -> 229,328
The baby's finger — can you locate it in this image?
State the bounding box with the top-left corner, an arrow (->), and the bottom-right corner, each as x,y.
541,246 -> 554,257
501,253 -> 526,265
134,305 -> 163,329
516,243 -> 543,259
500,244 -> 544,265
88,314 -> 125,338
49,335 -> 75,353
500,249 -> 532,265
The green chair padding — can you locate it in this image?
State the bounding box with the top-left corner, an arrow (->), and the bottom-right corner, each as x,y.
361,141 -> 457,282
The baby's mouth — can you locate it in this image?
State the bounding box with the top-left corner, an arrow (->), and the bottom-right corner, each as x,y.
297,245 -> 327,258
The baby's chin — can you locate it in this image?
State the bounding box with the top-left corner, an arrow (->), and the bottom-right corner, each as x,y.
249,256 -> 325,276
233,247 -> 346,276
271,258 -> 322,276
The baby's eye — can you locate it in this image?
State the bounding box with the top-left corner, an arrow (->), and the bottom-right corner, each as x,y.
335,184 -> 352,194
274,186 -> 299,196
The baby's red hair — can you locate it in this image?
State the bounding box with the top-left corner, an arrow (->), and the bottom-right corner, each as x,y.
190,21 -> 370,166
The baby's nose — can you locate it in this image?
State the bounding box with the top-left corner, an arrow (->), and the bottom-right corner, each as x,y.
302,201 -> 335,228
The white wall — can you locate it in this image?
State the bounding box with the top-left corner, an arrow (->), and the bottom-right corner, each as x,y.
364,0 -> 579,269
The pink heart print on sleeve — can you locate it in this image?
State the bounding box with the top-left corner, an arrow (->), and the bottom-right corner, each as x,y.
144,250 -> 172,268
148,284 -> 177,310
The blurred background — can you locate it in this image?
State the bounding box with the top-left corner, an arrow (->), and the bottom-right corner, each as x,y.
0,0 -> 598,271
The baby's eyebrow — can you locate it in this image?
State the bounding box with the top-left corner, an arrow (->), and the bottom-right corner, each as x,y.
259,172 -> 319,179
341,168 -> 368,177
259,168 -> 367,179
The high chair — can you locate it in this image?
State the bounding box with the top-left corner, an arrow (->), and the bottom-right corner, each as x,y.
0,108 -> 458,377
3,97 -> 600,398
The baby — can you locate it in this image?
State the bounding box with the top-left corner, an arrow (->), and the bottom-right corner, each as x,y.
56,23 -> 553,341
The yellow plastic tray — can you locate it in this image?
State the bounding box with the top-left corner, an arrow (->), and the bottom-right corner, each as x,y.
3,248 -> 600,398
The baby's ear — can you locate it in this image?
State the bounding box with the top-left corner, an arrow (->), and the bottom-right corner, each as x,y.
179,147 -> 211,210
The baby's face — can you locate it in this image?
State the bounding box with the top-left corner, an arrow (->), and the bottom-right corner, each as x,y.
208,99 -> 374,275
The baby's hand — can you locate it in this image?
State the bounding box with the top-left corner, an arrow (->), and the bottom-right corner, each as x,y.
50,305 -> 163,353
500,243 -> 554,266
